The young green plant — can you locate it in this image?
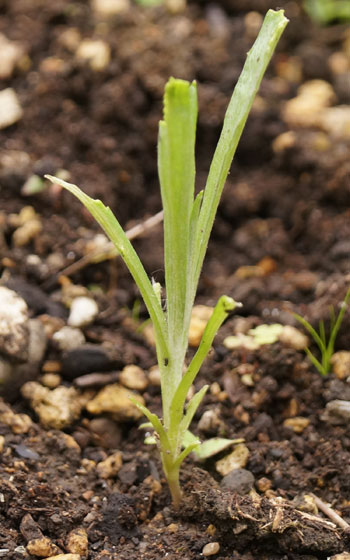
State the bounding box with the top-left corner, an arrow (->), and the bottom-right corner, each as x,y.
46,9 -> 288,507
294,289 -> 350,376
304,0 -> 350,24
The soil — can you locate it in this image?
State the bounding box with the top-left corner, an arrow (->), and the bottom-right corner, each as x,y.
0,1 -> 350,559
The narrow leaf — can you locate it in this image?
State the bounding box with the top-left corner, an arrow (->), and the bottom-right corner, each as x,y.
293,312 -> 325,351
169,295 -> 239,439
192,10 -> 288,290
179,385 -> 208,437
45,175 -> 169,363
158,79 -> 198,361
129,397 -> 171,450
193,437 -> 245,461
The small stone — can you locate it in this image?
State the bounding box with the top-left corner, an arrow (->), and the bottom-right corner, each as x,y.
119,365 -> 148,391
0,88 -> 23,129
86,383 -> 144,422
331,351 -> 350,379
68,297 -> 98,328
97,451 -> 123,479
76,39 -> 110,71
282,80 -> 335,128
13,215 -> 42,247
202,541 -> 220,556
91,0 -> 130,17
256,477 -> 272,493
167,523 -> 178,533
59,433 -> 81,452
210,382 -> 221,396
43,555 -> 81,560
0,286 -> 29,362
329,554 -> 350,560
28,319 -> 47,363
61,344 -> 118,380
42,361 -> 61,374
26,536 -> 61,557
40,373 -> 61,389
283,417 -> 310,433
206,524 -> 217,536
89,417 -> 122,448
0,401 -> 32,434
52,326 -> 86,352
188,305 -> 214,347
241,373 -> 254,387
279,325 -> 308,351
40,57 -> 66,74
319,106 -> 350,138
197,409 -> 223,435
220,468 -> 255,495
321,400 -> 350,425
0,435 -> 5,453
66,528 -> 88,556
58,28 -> 81,52
21,382 -> 83,429
215,443 -> 250,476
244,11 -> 263,39
0,34 -> 24,79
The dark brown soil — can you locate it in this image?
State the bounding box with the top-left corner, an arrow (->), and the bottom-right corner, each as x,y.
1,1 -> 350,559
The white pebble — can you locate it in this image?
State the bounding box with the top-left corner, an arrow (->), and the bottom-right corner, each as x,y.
68,297 -> 98,328
91,0 -> 130,17
53,326 -> 86,351
76,39 -> 110,71
202,541 -> 220,556
0,88 -> 23,129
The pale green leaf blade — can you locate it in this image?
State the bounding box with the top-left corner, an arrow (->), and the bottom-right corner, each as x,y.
179,385 -> 208,437
193,10 -> 288,290
158,79 -> 198,360
129,396 -> 171,450
45,175 -> 168,362
293,312 -> 325,351
193,437 -> 245,461
169,295 -> 239,439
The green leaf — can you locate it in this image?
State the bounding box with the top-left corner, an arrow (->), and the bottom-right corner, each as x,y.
129,396 -> 171,452
179,385 -> 208,438
45,175 -> 169,366
304,347 -> 326,376
169,295 -> 239,444
192,10 -> 289,290
182,430 -> 201,448
293,312 -> 325,352
193,437 -> 245,461
158,79 -> 198,365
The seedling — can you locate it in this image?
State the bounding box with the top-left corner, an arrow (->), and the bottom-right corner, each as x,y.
294,289 -> 350,376
46,9 -> 288,507
304,0 -> 350,24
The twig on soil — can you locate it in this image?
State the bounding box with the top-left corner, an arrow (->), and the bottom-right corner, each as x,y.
311,493 -> 350,531
74,371 -> 119,388
45,210 -> 164,285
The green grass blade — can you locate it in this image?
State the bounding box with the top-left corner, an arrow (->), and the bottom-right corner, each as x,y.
179,385 -> 208,440
293,312 -> 326,352
129,397 -> 171,451
305,347 -> 326,376
45,175 -> 169,363
192,10 -> 288,290
319,320 -> 326,346
327,289 -> 350,354
169,295 -> 238,441
158,79 -> 198,365
172,442 -> 201,472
